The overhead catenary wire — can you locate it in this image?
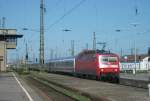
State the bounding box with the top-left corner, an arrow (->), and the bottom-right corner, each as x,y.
47,0 -> 63,12
46,0 -> 87,31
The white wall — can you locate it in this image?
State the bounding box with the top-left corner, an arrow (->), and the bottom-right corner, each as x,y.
120,57 -> 150,71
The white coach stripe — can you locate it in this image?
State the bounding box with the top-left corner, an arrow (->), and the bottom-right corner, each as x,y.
12,73 -> 34,101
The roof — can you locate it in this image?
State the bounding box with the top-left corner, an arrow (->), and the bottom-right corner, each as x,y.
77,49 -> 112,56
0,34 -> 23,38
0,29 -> 23,40
47,57 -> 75,63
0,34 -> 23,41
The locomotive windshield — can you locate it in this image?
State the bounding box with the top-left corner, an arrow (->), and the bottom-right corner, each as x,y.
101,56 -> 118,63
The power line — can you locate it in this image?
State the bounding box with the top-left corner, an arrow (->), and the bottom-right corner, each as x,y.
48,0 -> 63,12
47,0 -> 87,30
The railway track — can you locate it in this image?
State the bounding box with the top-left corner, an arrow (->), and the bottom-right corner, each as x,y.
78,74 -> 150,89
55,72 -> 150,89
28,71 -> 150,89
22,74 -> 94,101
20,71 -> 150,101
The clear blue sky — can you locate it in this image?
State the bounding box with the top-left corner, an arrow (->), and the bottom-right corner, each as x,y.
0,0 -> 150,63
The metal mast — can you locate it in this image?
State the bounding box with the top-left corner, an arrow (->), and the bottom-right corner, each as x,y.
2,17 -> 6,70
25,43 -> 28,63
93,32 -> 96,50
2,17 -> 6,28
0,19 -> 1,28
71,40 -> 74,56
133,0 -> 138,74
40,0 -> 44,64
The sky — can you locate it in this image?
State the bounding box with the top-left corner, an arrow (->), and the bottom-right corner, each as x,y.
0,0 -> 150,63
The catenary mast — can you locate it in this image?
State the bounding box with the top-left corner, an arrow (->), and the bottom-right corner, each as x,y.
40,0 -> 44,64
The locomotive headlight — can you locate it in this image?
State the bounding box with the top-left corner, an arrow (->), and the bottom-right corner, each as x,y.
101,69 -> 104,72
114,69 -> 117,72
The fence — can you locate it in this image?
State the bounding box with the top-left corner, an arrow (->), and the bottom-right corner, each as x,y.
120,62 -> 150,72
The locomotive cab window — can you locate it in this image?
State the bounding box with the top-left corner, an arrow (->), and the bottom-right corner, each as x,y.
109,57 -> 117,62
101,56 -> 117,63
101,57 -> 108,62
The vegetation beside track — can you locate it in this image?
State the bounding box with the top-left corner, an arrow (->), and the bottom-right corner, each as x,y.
28,74 -> 91,101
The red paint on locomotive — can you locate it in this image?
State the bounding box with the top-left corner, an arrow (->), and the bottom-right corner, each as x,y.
75,50 -> 120,80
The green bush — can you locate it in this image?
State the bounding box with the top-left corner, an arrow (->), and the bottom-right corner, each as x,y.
15,68 -> 30,75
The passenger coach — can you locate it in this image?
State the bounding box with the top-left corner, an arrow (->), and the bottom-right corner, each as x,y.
49,57 -> 75,73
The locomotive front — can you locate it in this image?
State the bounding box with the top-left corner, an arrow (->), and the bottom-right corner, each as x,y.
98,54 -> 120,82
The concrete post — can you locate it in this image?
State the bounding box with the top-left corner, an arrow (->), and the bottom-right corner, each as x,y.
148,84 -> 150,97
133,69 -> 136,74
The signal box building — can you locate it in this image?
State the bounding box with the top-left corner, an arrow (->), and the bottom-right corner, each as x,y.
0,29 -> 23,71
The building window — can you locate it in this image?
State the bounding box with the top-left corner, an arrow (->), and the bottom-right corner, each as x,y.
6,37 -> 16,44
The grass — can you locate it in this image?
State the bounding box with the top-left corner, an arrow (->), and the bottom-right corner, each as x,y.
13,67 -> 30,75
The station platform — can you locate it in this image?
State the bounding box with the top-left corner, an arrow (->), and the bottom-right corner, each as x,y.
120,73 -> 150,81
0,72 -> 43,101
120,73 -> 150,88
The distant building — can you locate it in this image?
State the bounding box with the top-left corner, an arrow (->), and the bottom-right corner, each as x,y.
120,54 -> 149,62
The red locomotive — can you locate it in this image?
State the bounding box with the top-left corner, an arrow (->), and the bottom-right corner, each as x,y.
75,50 -> 120,82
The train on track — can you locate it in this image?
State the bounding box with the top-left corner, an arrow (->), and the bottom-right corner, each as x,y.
30,50 -> 120,82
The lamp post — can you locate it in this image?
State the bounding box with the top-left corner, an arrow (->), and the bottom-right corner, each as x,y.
132,23 -> 139,75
